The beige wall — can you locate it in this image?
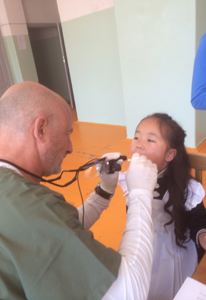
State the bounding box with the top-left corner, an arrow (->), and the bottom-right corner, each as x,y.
57,0 -> 114,21
21,0 -> 60,24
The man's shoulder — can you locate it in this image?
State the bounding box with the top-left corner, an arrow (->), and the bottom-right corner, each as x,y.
0,166 -> 79,230
0,166 -> 68,206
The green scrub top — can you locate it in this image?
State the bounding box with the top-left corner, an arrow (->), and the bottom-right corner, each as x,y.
0,168 -> 121,300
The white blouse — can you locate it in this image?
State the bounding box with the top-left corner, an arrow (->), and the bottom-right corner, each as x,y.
118,172 -> 205,300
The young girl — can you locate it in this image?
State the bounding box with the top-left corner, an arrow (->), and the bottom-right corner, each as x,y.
118,113 -> 206,300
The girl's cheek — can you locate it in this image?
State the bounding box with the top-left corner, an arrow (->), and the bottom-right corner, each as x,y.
131,143 -> 137,155
130,143 -> 134,154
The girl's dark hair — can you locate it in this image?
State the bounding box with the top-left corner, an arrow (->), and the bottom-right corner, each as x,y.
144,113 -> 191,248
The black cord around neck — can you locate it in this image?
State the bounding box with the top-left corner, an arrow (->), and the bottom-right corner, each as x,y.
0,157 -> 105,188
0,158 -> 102,226
0,158 -> 78,187
0,159 -> 43,181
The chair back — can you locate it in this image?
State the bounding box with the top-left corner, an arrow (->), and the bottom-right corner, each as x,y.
187,151 -> 206,183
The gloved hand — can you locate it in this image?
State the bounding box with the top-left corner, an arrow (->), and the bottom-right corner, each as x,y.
126,153 -> 158,193
98,152 -> 123,194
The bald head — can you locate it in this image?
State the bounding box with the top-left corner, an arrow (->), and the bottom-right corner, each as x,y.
0,82 -> 73,179
0,81 -> 70,135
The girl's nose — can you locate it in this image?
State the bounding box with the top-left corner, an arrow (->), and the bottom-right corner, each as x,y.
136,140 -> 143,149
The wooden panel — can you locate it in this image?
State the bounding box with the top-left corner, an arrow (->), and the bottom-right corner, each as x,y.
187,151 -> 206,183
187,151 -> 206,171
192,252 -> 206,284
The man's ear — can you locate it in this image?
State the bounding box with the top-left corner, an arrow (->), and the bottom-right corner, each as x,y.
33,116 -> 47,142
165,148 -> 177,163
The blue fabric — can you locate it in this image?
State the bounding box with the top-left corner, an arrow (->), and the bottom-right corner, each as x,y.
191,32 -> 206,110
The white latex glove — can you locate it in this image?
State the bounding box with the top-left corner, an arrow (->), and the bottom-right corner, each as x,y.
99,152 -> 123,194
126,153 -> 158,193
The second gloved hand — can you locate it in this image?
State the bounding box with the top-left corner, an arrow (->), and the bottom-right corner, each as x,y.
99,152 -> 123,194
126,153 -> 158,193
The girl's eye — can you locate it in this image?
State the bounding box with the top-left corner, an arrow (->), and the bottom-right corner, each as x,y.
134,137 -> 139,140
148,139 -> 155,142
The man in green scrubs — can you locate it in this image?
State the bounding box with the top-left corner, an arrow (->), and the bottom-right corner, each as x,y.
0,81 -> 157,300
